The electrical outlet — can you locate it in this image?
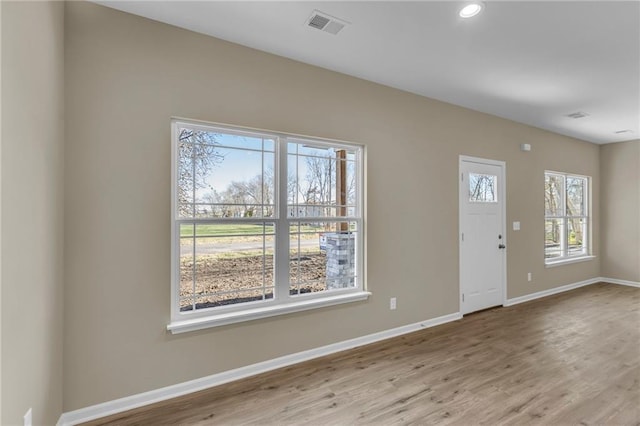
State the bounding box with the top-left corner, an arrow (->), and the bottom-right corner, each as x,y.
527,272 -> 532,282
24,408 -> 32,426
390,297 -> 397,310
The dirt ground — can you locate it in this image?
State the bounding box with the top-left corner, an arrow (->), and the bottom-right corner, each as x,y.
180,253 -> 328,310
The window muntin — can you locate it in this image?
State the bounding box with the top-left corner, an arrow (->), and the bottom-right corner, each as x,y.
179,223 -> 275,311
544,172 -> 589,263
544,173 -> 564,216
177,127 -> 275,219
172,121 -> 364,320
287,142 -> 358,218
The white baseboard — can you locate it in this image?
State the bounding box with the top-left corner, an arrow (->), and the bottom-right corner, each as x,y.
504,277 -> 601,307
504,276 -> 640,308
57,277 -> 640,425
600,277 -> 640,288
57,311 -> 462,426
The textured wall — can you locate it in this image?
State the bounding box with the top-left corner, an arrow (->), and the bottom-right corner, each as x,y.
64,2 -> 600,411
1,1 -> 65,424
600,140 -> 640,282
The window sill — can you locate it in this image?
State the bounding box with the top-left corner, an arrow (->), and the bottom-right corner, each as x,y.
545,255 -> 596,268
167,291 -> 371,334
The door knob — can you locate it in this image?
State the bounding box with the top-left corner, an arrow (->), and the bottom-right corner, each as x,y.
498,244 -> 506,249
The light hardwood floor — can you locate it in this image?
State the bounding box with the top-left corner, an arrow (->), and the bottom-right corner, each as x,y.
85,283 -> 640,425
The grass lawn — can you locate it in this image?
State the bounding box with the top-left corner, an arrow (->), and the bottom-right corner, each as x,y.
180,223 -> 328,238
181,223 -> 270,238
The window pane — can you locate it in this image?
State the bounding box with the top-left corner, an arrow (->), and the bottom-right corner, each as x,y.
566,177 -> 585,216
179,223 -> 274,311
178,127 -> 223,146
289,224 -> 327,294
346,160 -> 357,207
177,142 -> 197,218
289,221 -> 357,295
179,223 -> 196,311
179,127 -> 274,152
567,218 -> 587,255
178,128 -> 275,219
545,174 -> 564,216
288,142 -> 333,157
288,142 -> 358,218
469,174 -> 497,203
545,219 -> 564,259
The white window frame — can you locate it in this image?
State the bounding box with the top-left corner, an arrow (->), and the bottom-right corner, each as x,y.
168,119 -> 369,333
544,171 -> 594,267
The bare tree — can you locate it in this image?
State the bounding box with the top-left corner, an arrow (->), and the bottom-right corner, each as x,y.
218,181 -> 250,217
200,191 -> 224,218
346,161 -> 356,207
217,168 -> 275,218
303,154 -> 335,217
178,129 -> 224,217
565,178 -> 584,247
544,175 -> 562,250
470,175 -> 495,201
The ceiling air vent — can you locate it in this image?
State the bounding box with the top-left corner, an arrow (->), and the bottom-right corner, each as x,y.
614,129 -> 633,134
306,10 -> 349,35
566,111 -> 590,119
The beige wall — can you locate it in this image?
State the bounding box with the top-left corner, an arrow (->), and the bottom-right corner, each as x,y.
63,2 -> 601,411
1,1 -> 65,424
600,140 -> 640,282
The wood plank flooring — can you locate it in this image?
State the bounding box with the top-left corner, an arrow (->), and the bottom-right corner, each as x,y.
85,283 -> 640,425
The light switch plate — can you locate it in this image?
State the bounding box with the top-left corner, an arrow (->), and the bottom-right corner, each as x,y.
513,221 -> 521,231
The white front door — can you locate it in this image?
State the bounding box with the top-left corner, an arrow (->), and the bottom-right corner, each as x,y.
459,156 -> 506,315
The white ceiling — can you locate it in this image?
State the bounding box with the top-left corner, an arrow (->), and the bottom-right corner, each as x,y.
95,1 -> 640,144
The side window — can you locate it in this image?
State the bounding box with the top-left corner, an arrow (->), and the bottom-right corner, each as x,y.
544,172 -> 590,263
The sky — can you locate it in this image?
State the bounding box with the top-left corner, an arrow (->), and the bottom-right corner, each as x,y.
185,129 -> 356,204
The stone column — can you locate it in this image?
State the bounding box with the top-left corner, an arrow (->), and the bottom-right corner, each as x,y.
325,232 -> 355,289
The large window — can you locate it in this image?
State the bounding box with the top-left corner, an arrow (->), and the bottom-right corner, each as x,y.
544,171 -> 590,264
170,120 -> 366,332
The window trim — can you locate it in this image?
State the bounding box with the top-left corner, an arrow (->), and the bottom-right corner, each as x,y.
169,118 -> 368,332
544,170 -> 592,265
545,255 -> 596,268
167,291 -> 371,334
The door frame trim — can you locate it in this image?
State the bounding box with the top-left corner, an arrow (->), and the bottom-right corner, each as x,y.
458,155 -> 507,315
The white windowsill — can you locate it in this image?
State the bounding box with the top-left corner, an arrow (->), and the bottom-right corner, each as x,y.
167,291 -> 371,334
545,255 -> 596,268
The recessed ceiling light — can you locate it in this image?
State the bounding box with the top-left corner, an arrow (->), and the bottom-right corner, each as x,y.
459,2 -> 485,18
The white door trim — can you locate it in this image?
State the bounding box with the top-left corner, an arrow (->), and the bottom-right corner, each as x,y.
459,155 -> 507,314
